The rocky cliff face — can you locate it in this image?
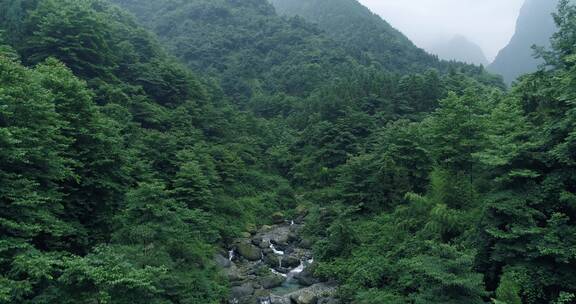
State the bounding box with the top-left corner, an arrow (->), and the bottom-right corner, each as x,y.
489,0 -> 559,84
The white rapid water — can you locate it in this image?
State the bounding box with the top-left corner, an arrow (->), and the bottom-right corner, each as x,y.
228,249 -> 235,261
270,242 -> 284,255
259,298 -> 271,304
289,261 -> 305,275
271,268 -> 287,277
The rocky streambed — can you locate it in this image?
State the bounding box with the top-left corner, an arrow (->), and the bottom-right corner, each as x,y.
215,220 -> 339,304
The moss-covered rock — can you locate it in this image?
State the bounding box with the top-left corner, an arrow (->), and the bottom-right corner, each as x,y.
272,212 -> 285,224
237,243 -> 262,261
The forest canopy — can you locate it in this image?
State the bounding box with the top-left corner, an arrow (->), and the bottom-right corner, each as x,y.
0,0 -> 575,303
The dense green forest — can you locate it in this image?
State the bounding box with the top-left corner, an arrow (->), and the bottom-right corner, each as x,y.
0,0 -> 575,303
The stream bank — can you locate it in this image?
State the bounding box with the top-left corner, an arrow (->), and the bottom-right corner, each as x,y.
215,219 -> 339,304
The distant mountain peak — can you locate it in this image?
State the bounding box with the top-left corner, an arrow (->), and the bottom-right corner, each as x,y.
429,35 -> 489,66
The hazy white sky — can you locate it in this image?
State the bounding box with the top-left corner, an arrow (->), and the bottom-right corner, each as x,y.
358,0 -> 525,61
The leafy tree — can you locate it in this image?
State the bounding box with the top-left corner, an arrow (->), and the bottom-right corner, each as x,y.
35,58 -> 128,248
478,2 -> 576,302
0,52 -> 73,303
112,182 -> 224,303
172,157 -> 214,211
495,269 -> 522,304
20,0 -> 116,78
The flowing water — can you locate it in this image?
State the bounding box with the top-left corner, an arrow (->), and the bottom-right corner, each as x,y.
228,249 -> 235,261
270,259 -> 312,296
269,242 -> 284,255
227,221 -> 331,303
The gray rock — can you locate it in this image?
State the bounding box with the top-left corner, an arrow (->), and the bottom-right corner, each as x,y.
298,239 -> 313,249
237,243 -> 262,261
251,236 -> 263,246
231,283 -> 254,299
287,232 -> 300,243
214,254 -> 231,268
291,292 -> 318,304
264,254 -> 281,268
318,297 -> 340,304
294,268 -> 319,287
283,284 -> 336,304
272,212 -> 285,224
260,274 -> 285,289
281,256 -> 301,268
270,295 -> 291,304
271,240 -> 288,250
254,289 -> 271,298
225,263 -> 245,282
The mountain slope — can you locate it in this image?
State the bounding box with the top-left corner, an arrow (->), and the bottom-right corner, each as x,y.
268,0 -> 498,76
430,35 -> 489,66
114,0 -> 502,100
112,0 -> 354,101
489,0 -> 559,84
269,0 -> 438,72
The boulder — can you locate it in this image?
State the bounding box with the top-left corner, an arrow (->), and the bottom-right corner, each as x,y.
225,263 -> 245,282
251,236 -> 263,246
214,254 -> 231,268
231,283 -> 254,299
254,289 -> 271,298
261,225 -> 273,231
258,240 -> 270,249
246,223 -> 258,235
260,274 -> 285,289
295,215 -> 306,224
281,256 -> 301,269
291,292 -> 318,304
298,238 -> 313,249
270,295 -> 291,304
237,243 -> 262,261
272,212 -> 285,224
264,254 -> 281,268
287,232 -> 300,243
270,240 -> 288,250
294,269 -> 319,287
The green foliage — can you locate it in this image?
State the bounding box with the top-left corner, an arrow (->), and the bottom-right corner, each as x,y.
1,0 -> 574,303
495,269 -> 522,304
397,243 -> 487,304
21,0 -> 116,78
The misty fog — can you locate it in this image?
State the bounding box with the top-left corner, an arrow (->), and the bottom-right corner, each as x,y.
358,0 -> 525,61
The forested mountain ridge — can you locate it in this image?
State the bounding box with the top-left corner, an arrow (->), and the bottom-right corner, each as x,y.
268,0 -> 498,80
489,0 -> 559,84
269,0 -> 434,72
112,0 -> 352,101
112,0 -> 502,190
113,0 -> 503,103
0,0 -> 575,303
